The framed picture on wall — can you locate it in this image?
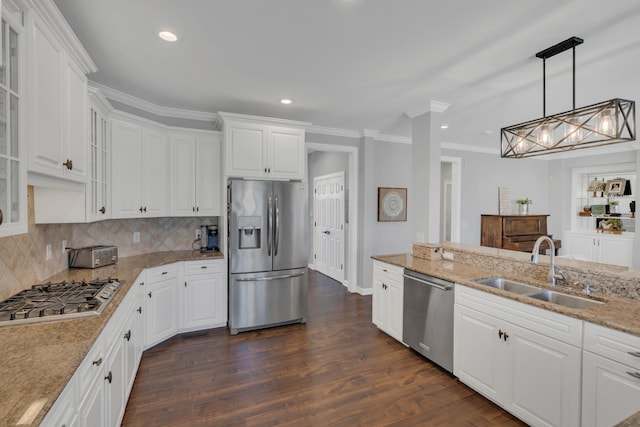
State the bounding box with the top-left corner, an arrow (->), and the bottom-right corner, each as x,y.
378,187 -> 407,222
605,179 -> 626,196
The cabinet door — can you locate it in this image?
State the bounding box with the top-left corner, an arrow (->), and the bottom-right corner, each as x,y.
87,98 -> 110,222
267,126 -> 305,180
564,232 -> 595,261
597,236 -> 633,267
145,277 -> 178,348
225,123 -> 266,178
111,119 -> 142,218
105,333 -> 126,427
384,276 -> 403,341
29,15 -> 64,177
372,276 -> 387,331
454,304 -> 503,404
195,135 -> 221,216
183,272 -> 225,330
141,128 -> 168,217
169,134 -> 196,216
64,58 -> 88,182
582,351 -> 640,427
505,322 -> 581,427
78,373 -> 106,427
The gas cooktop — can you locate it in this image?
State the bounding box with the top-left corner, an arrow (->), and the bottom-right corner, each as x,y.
0,278 -> 123,327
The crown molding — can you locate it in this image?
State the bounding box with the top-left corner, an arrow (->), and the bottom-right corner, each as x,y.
87,85 -> 113,114
306,125 -> 361,139
90,81 -> 218,122
28,0 -> 97,74
441,141 -> 499,155
217,111 -> 311,128
375,134 -> 412,144
404,100 -> 451,119
362,129 -> 379,139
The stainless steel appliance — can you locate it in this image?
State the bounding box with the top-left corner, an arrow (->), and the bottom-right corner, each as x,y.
0,278 -> 122,327
228,179 -> 308,335
68,245 -> 118,269
403,269 -> 454,373
200,224 -> 219,252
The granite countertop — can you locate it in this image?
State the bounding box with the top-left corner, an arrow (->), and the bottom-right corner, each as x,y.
0,250 -> 223,427
373,253 -> 640,337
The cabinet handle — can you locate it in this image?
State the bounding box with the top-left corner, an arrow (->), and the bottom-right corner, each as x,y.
124,330 -> 132,341
629,351 -> 640,358
185,281 -> 187,287
63,159 -> 73,170
148,291 -> 152,298
193,206 -> 195,212
498,330 -> 504,340
143,206 -> 147,213
627,371 -> 640,380
105,371 -> 112,384
92,357 -> 103,366
201,265 -> 208,269
139,206 -> 144,213
139,281 -> 145,286
268,167 -> 271,173
99,206 -> 106,214
382,269 -> 387,272
264,168 -> 267,173
137,306 -> 142,314
503,332 -> 509,342
196,206 -> 199,212
162,271 -> 168,275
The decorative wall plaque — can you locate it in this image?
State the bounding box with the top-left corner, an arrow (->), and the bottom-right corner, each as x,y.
378,187 -> 407,222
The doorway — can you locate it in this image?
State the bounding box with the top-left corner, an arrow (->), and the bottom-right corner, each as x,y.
440,156 -> 462,243
313,172 -> 345,283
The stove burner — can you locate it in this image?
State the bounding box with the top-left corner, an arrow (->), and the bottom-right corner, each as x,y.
0,278 -> 122,326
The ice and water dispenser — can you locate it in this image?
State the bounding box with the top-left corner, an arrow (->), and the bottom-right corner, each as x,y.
237,216 -> 262,249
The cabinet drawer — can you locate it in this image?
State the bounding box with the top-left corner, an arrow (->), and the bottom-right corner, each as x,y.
145,263 -> 178,282
185,259 -> 223,276
503,216 -> 547,236
373,260 -> 403,282
584,322 -> 640,370
76,340 -> 104,400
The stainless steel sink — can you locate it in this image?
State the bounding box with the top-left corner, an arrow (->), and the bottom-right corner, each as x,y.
526,290 -> 604,309
473,277 -> 541,294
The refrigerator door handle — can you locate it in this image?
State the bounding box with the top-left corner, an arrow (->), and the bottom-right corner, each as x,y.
236,272 -> 306,282
267,195 -> 272,256
274,195 -> 280,256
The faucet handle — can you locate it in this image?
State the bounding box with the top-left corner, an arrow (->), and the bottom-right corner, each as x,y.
583,284 -> 592,295
554,271 -> 569,285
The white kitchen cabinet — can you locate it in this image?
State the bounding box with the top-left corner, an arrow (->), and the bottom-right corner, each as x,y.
169,131 -> 221,217
219,112 -> 308,180
371,260 -> 404,342
145,263 -> 179,348
111,116 -> 169,218
27,10 -> 94,183
564,231 -> 633,267
454,286 -> 582,427
582,322 -> 640,427
86,87 -> 112,221
181,259 -> 226,331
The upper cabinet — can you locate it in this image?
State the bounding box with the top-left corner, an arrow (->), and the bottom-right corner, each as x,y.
218,112 -> 309,180
111,115 -> 169,219
169,130 -> 221,217
0,8 -> 28,237
26,3 -> 96,183
86,87 -> 112,221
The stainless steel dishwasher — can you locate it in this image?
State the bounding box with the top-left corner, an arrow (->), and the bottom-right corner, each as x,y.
403,269 -> 455,373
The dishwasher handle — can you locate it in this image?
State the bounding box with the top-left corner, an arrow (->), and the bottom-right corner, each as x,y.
403,273 -> 454,291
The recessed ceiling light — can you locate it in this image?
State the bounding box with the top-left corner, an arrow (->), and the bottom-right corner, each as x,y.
441,124 -> 449,129
158,31 -> 178,42
280,98 -> 293,105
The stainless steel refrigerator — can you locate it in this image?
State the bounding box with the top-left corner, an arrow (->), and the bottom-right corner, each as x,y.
228,179 -> 308,335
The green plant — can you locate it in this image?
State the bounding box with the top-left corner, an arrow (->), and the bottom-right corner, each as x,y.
603,218 -> 622,229
516,198 -> 533,205
609,200 -> 619,206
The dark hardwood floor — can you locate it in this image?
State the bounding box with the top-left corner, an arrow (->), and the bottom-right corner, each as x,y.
121,270 -> 526,427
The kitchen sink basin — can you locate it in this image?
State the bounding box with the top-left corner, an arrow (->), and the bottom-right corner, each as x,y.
473,277 -> 541,294
526,290 -> 604,309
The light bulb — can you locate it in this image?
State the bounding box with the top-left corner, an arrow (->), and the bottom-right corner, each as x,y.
598,108 -> 614,135
565,116 -> 582,144
538,124 -> 552,147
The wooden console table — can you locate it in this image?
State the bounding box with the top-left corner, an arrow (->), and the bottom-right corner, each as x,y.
481,214 -> 561,255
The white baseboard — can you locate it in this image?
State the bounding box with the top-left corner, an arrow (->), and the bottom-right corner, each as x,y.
357,287 -> 373,296
308,263 -> 315,270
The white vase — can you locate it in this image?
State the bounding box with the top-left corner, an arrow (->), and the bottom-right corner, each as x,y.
518,204 -> 529,215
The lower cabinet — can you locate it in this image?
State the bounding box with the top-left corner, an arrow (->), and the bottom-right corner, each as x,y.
564,231 -> 634,267
182,259 -> 226,331
371,260 -> 404,342
454,286 -> 582,427
581,322 -> 640,427
144,263 -> 179,348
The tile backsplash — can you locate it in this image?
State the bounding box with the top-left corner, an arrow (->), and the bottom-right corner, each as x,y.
0,187 -> 218,300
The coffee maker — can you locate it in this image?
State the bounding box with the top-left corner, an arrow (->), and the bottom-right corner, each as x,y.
200,225 -> 219,253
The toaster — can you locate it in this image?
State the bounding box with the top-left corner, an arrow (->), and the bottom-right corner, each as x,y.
69,245 -> 118,269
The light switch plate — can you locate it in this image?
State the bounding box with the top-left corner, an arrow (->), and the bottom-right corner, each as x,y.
133,231 -> 140,243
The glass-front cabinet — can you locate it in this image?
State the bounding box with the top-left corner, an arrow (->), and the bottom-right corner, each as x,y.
87,86 -> 112,221
0,11 -> 27,237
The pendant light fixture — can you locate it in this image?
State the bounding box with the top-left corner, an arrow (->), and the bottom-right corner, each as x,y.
501,37 -> 635,158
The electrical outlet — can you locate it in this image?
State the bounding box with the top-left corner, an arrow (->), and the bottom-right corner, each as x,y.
442,251 -> 454,261
133,231 -> 140,243
195,229 -> 202,240
62,240 -> 67,254
46,244 -> 52,261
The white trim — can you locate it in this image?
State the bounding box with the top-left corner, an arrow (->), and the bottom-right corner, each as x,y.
376,134 -> 411,144
90,81 -> 218,122
357,287 -> 373,296
441,156 -> 462,243
404,100 -> 451,119
111,109 -> 222,136
218,111 -> 311,128
307,125 -> 361,139
308,263 -> 315,270
362,129 -> 379,138
442,141 -> 499,155
307,142 -> 359,294
87,85 -> 113,114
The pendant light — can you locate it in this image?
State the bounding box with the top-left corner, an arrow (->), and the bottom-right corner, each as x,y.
501,37 -> 635,158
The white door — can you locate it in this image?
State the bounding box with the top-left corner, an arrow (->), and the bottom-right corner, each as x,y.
313,172 -> 345,283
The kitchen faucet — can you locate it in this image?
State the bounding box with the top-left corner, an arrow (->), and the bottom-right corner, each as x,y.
531,235 -> 564,286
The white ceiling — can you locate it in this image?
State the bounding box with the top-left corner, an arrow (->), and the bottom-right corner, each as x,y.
53,0 -> 640,150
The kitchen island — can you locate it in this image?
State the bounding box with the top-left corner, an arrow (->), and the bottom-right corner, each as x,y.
0,250 -> 223,427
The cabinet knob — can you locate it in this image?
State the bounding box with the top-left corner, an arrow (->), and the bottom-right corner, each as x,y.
264,168 -> 267,173
63,159 -> 73,170
148,291 -> 152,298
0,209 -> 3,225
498,330 -> 504,340
192,207 -> 195,212
105,371 -> 112,384
139,281 -> 144,286
137,306 -> 142,314
99,206 -> 106,214
143,206 -> 147,213
124,330 -> 132,341
503,332 -> 509,342
196,206 -> 199,212
92,357 -> 103,367
201,265 -> 207,269
268,167 -> 271,173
